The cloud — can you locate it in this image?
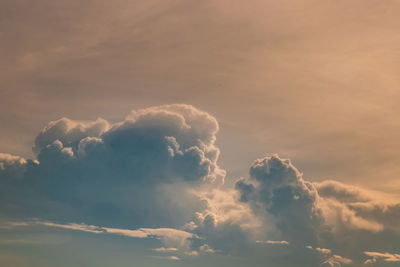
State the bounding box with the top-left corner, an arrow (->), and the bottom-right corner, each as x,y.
7,219 -> 203,257
192,188 -> 260,229
306,245 -> 352,266
36,221 -> 104,234
2,104 -> 400,266
316,248 -> 332,255
236,155 -> 322,245
33,220 -> 196,242
321,255 -> 352,267
364,251 -> 400,265
0,153 -> 29,181
33,117 -> 110,156
236,155 -> 400,239
315,180 -> 400,234
152,247 -> 178,252
235,154 -> 400,265
0,104 -> 225,228
306,245 -> 332,255
256,240 -> 289,245
315,180 -> 374,203
152,255 -> 180,261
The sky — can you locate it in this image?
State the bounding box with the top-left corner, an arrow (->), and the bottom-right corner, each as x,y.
1,1 -> 400,266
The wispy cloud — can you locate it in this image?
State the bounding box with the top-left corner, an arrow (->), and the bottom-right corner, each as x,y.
306,246 -> 351,266
152,247 -> 179,252
6,220 -> 205,259
37,221 -> 104,234
32,221 -> 196,242
256,240 -> 289,245
364,251 -> 400,265
152,255 -> 181,261
306,246 -> 332,255
322,255 -> 352,266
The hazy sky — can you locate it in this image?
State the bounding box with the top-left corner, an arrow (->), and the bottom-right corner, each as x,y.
1,1 -> 400,266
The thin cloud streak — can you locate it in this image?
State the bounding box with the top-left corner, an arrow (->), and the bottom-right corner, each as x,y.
256,240 -> 289,245
33,221 -> 196,240
4,219 -> 199,258
364,251 -> 400,264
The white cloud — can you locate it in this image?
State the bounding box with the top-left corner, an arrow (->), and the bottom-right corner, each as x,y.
12,220 -> 201,258
306,245 -> 351,266
364,251 -> 400,265
152,247 -> 178,252
306,245 -> 331,255
321,255 -> 352,267
193,188 -> 260,229
36,221 -> 104,234
256,240 -> 289,245
34,220 -> 196,242
315,248 -> 332,255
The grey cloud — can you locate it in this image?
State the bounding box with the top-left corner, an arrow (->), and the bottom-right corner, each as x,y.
236,155 -> 322,246
316,180 -> 373,203
0,153 -> 29,179
236,155 -> 400,266
2,104 -> 400,266
235,155 -> 400,239
315,180 -> 400,234
0,104 -> 224,228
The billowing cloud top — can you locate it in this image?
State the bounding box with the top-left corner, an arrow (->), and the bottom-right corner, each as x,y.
1,104 -> 400,266
236,155 -> 322,245
0,104 -> 225,228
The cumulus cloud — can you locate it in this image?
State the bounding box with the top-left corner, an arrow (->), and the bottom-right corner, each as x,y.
236,155 -> 400,237
0,104 -> 234,260
2,104 -> 400,266
235,154 -> 400,265
33,117 -> 110,155
0,153 -> 28,175
236,155 -> 322,245
0,104 -> 225,228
